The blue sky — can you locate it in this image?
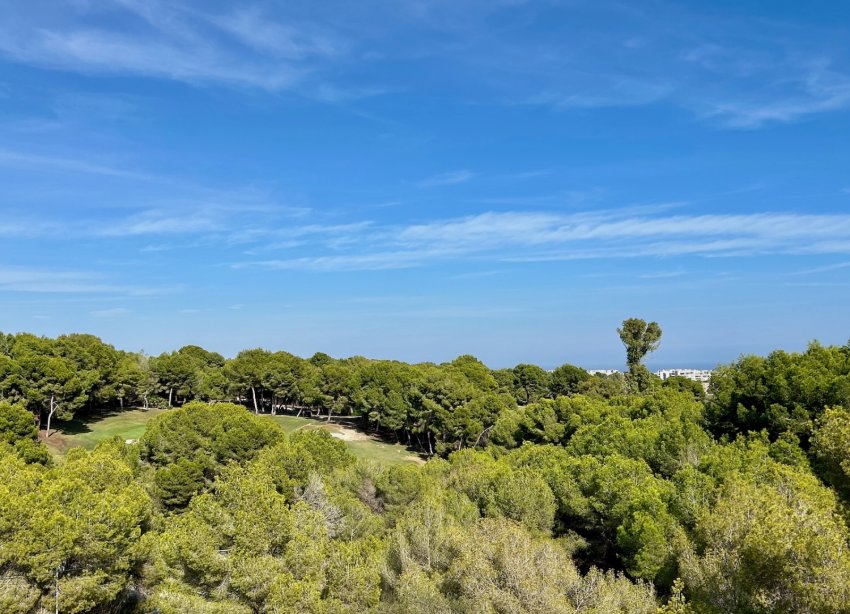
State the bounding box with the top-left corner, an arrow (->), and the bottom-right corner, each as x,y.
2,0 -> 850,369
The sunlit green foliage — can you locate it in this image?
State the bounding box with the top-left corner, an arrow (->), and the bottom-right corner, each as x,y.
1,328 -> 849,613
0,443 -> 150,613
141,401 -> 282,508
812,405 -> 850,496
0,400 -> 49,463
707,341 -> 850,441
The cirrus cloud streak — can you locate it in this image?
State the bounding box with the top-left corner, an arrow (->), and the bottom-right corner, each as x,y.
234,210 -> 850,272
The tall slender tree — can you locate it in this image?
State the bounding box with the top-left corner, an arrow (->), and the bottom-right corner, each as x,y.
618,318 -> 663,369
618,318 -> 662,393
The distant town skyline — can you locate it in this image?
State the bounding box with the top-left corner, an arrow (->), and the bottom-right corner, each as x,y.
2,1 -> 850,366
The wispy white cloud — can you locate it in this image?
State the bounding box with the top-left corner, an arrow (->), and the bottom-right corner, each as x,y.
0,265 -> 164,295
449,269 -> 509,280
3,30 -> 299,90
234,210 -> 850,271
0,149 -> 159,181
90,307 -> 131,317
205,7 -> 341,59
229,222 -> 375,253
639,270 -> 685,279
235,250 -> 453,272
1,1 -> 847,129
787,261 -> 850,276
700,62 -> 850,128
417,170 -> 474,188
0,219 -> 62,237
0,1 -> 339,90
488,5 -> 850,128
411,212 -> 850,245
0,183 -> 313,240
99,209 -> 223,236
525,80 -> 672,110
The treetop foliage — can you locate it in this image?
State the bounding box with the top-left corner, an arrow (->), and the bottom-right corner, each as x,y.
2,326 -> 850,611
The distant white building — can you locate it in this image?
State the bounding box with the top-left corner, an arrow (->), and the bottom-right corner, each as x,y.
587,369 -> 621,376
654,368 -> 713,383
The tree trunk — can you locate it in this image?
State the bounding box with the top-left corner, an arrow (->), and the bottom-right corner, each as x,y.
119,397 -> 123,410
251,386 -> 258,414
168,387 -> 173,407
55,566 -> 60,614
45,395 -> 56,438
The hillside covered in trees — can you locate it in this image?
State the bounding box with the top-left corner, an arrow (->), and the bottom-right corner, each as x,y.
3,323 -> 850,612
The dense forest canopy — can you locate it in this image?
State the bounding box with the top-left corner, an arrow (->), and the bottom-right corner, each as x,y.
3,324 -> 850,612
0,330 -> 639,453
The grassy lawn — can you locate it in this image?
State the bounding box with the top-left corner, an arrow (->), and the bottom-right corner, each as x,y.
43,408 -> 422,465
267,414 -> 423,465
43,408 -> 168,457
